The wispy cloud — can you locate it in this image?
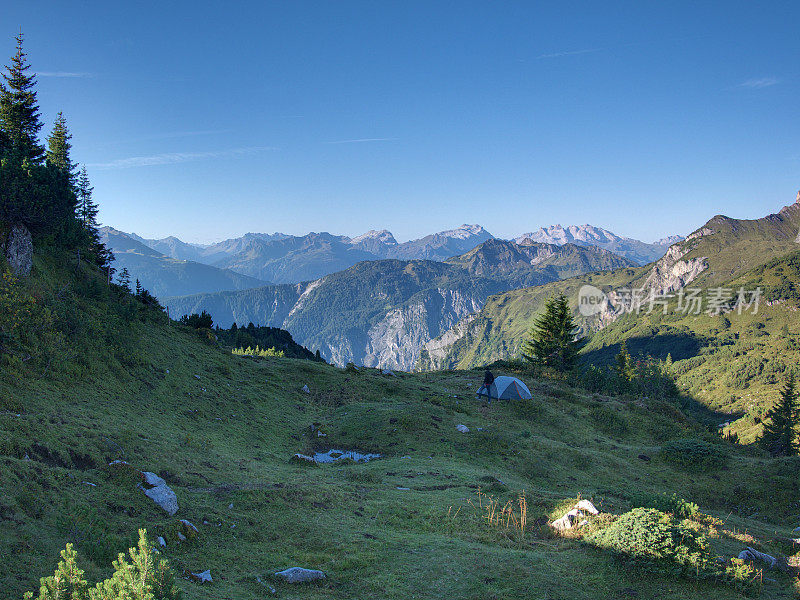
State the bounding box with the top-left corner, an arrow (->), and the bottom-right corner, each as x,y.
737,77 -> 779,89
101,129 -> 233,146
35,71 -> 95,78
535,48 -> 602,60
88,146 -> 273,170
325,137 -> 398,144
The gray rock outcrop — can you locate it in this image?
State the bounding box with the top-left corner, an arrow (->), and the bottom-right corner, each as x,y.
3,223 -> 33,277
275,567 -> 326,583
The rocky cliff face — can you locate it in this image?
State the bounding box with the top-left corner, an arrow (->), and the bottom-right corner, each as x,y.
363,288 -> 483,370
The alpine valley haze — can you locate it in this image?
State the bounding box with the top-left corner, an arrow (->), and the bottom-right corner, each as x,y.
3,4 -> 800,600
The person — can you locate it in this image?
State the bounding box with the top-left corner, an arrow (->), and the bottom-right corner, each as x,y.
477,369 -> 495,404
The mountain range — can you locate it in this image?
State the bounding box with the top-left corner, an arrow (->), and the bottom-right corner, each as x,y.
165,239 -> 634,369
104,223 -> 677,299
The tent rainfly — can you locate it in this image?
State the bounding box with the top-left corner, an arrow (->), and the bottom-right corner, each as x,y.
476,375 -> 532,400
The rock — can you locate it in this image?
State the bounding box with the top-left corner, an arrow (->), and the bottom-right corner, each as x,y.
4,223 -> 33,277
550,500 -> 601,531
83,481 -> 96,487
144,484 -> 178,516
179,519 -> 199,539
140,472 -> 178,515
301,384 -> 310,394
256,575 -> 278,595
177,532 -> 187,542
575,500 -> 600,515
275,567 -> 326,583
190,569 -> 212,583
158,536 -> 167,548
456,424 -> 470,433
291,453 -> 317,464
228,502 -> 234,509
381,369 -> 396,377
142,471 -> 167,487
738,547 -> 777,569
194,374 -> 201,380
794,526 -> 800,534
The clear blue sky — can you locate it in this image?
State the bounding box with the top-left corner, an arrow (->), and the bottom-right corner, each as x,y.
7,1 -> 799,243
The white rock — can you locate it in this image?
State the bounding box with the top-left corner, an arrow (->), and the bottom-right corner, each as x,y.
456,424 -> 470,433
144,484 -> 178,516
301,384 -> 310,394
177,532 -> 187,542
275,567 -> 326,583
83,481 -> 96,487
180,519 -> 199,534
191,569 -> 212,583
158,536 -> 166,547
381,369 -> 396,377
194,374 -> 201,380
575,499 -> 600,515
229,502 -> 234,509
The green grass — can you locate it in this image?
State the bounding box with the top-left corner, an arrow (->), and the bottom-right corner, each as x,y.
3,252 -> 800,599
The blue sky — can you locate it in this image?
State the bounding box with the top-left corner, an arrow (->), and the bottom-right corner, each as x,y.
7,1 -> 799,243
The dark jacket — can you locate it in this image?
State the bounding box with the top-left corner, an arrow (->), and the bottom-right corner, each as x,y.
483,370 -> 495,386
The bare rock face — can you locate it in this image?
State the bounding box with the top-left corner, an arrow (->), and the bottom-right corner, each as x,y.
3,224 -> 33,277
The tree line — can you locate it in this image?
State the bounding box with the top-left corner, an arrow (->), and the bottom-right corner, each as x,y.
1,32 -> 111,271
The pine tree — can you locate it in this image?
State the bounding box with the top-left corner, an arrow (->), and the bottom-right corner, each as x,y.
46,112 -> 76,179
135,279 -> 142,297
616,342 -> 635,382
76,166 -> 98,228
0,31 -> 44,162
759,373 -> 799,457
117,268 -> 131,292
521,294 -> 581,372
23,543 -> 89,600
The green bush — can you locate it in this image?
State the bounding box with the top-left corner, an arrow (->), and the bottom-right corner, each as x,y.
660,438 -> 727,471
626,491 -> 699,518
24,529 -> 181,600
587,508 -> 717,579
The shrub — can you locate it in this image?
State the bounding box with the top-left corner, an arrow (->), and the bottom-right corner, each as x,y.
626,491 -> 699,518
232,345 -> 285,358
660,438 -> 727,471
24,529 -> 181,600
587,508 -> 716,576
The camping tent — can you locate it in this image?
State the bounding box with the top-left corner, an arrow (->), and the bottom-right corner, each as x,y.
476,375 -> 532,400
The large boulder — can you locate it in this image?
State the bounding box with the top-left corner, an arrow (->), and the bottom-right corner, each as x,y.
141,471 -> 178,515
4,223 -> 33,277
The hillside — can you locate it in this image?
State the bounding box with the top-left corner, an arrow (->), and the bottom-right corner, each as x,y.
3,252 -> 799,600
420,195 -> 800,438
166,240 -> 633,369
99,228 -> 269,298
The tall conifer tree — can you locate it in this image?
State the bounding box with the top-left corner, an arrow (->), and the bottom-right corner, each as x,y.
521,294 -> 581,372
46,112 -> 76,178
759,373 -> 799,456
0,31 -> 44,162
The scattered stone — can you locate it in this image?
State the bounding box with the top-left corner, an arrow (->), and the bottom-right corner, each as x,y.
301,384 -> 311,393
396,487 -> 410,491
179,519 -> 199,538
456,424 -> 470,433
228,502 -> 234,509
194,374 -> 201,380
575,499 -> 600,515
381,369 -> 396,377
190,569 -> 212,583
794,526 -> 800,534
83,481 -> 96,487
158,536 -> 167,548
291,453 -> 317,464
275,567 -> 326,583
256,576 -> 277,595
177,532 -> 187,542
738,547 -> 777,569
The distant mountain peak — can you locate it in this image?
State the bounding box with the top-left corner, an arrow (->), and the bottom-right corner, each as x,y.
440,224 -> 488,239
350,229 -> 398,245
